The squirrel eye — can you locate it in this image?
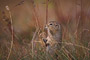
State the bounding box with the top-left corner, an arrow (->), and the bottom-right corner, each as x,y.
50,24 -> 52,25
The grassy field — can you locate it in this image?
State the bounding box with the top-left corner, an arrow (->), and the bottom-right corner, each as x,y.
0,0 -> 90,60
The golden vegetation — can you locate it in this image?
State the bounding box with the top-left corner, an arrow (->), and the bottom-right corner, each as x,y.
0,0 -> 90,60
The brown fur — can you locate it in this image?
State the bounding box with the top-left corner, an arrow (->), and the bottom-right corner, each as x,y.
44,21 -> 62,59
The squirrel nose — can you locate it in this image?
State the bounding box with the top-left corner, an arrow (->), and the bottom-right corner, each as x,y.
45,25 -> 48,29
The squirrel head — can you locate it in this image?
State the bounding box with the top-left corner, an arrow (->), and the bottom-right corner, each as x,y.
46,21 -> 61,34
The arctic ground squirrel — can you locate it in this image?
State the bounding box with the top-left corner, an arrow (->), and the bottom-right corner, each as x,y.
43,21 -> 62,59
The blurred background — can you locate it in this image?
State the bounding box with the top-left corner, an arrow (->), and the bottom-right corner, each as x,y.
0,0 -> 90,60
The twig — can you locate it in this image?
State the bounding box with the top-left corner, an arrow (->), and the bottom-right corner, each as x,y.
63,48 -> 76,60
31,28 -> 39,59
30,0 -> 41,59
6,6 -> 14,60
45,0 -> 49,60
31,0 -> 40,27
62,42 -> 90,51
34,41 -> 90,51
46,0 -> 49,24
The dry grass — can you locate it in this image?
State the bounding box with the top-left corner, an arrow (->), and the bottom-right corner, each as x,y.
0,0 -> 90,60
